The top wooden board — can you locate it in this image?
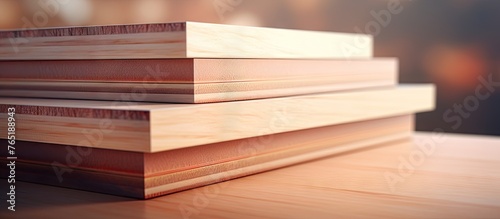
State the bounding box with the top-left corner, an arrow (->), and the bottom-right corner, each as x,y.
0,22 -> 372,60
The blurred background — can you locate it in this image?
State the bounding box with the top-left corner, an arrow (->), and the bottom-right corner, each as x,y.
1,0 -> 499,136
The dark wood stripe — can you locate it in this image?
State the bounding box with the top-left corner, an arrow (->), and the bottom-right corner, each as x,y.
0,104 -> 150,120
0,59 -> 195,82
0,160 -> 145,199
0,22 -> 186,38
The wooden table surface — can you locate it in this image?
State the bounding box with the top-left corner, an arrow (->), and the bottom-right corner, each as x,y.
2,132 -> 500,219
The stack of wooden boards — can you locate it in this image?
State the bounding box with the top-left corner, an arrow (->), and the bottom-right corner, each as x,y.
0,22 -> 435,199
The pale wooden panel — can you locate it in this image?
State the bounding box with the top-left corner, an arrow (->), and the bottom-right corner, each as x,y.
0,22 -> 371,60
0,85 -> 435,152
150,85 -> 435,152
193,58 -> 394,83
186,22 -> 372,58
0,59 -> 396,83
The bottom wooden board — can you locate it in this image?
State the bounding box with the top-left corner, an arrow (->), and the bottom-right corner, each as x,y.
0,115 -> 413,199
2,133 -> 499,218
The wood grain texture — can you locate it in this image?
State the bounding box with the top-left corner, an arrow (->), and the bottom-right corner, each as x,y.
0,59 -> 395,83
1,133 -> 499,218
0,85 -> 435,152
0,22 -> 372,60
0,115 -> 413,199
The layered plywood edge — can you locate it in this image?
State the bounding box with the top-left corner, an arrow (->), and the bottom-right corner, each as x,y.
0,59 -> 395,83
0,59 -> 397,103
0,85 -> 435,152
0,22 -> 372,60
0,115 -> 414,199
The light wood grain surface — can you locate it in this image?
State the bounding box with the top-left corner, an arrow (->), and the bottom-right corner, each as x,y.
1,133 -> 499,218
0,22 -> 372,60
0,85 -> 435,152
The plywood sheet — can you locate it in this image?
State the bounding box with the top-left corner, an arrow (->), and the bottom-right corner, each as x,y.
0,85 -> 435,152
0,115 -> 413,199
0,22 -> 372,60
3,133 -> 500,218
0,59 -> 396,103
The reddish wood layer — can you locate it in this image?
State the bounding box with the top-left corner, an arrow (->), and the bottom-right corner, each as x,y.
0,22 -> 186,38
0,104 -> 150,120
0,59 -> 195,83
